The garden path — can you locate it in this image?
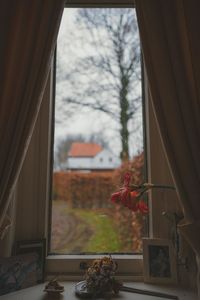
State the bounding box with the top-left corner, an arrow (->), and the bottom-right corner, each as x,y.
51,200 -> 93,253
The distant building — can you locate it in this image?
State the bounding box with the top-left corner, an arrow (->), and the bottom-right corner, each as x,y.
65,142 -> 121,172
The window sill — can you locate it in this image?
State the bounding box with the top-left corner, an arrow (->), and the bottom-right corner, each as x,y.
46,254 -> 143,280
0,281 -> 197,300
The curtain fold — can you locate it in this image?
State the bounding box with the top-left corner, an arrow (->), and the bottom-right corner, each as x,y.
135,0 -> 200,250
135,0 -> 200,292
0,0 -> 64,228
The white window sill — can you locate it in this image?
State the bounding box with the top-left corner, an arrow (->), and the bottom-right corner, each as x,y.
46,254 -> 143,280
0,282 -> 197,300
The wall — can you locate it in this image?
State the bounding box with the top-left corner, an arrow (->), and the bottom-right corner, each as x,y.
67,149 -> 121,170
145,79 -> 197,289
14,72 -> 53,244
94,149 -> 121,168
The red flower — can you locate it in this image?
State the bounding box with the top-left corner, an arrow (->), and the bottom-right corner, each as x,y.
110,173 -> 149,214
136,201 -> 149,214
111,191 -> 122,204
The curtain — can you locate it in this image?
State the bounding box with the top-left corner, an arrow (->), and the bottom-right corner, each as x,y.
0,0 -> 64,230
135,0 -> 200,291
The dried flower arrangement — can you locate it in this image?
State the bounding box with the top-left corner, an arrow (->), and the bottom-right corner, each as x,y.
85,256 -> 121,295
75,256 -> 122,297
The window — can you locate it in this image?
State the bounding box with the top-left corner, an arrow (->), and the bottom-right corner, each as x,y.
50,4 -> 147,259
15,1 -> 179,279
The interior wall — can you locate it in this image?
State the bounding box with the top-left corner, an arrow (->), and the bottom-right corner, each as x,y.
146,96 -> 181,238
146,84 -> 197,290
14,71 -> 53,246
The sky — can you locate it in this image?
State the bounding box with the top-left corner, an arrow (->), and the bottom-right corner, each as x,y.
54,8 -> 143,160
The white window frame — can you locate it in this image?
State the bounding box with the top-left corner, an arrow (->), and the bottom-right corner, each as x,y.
47,1 -> 144,279
14,0 -> 179,280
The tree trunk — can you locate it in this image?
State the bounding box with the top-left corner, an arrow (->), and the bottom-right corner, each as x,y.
120,75 -> 129,161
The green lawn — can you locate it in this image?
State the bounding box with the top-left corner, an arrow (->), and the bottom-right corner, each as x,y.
72,209 -> 122,252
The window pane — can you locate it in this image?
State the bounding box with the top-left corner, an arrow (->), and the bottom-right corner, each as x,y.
50,8 -> 147,254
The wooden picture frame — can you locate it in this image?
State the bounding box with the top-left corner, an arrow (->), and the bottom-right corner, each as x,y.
13,239 -> 46,283
143,238 -> 177,284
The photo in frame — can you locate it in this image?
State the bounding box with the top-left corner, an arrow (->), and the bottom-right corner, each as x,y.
142,238 -> 177,284
13,239 -> 46,283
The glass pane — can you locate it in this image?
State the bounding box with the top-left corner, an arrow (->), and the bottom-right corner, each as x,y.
50,8 -> 147,254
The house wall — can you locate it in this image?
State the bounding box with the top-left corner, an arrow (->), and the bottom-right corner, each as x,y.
67,157 -> 94,170
67,149 -> 121,170
94,149 -> 121,169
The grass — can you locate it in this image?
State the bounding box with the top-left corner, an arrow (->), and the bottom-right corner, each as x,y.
52,200 -> 122,253
72,208 -> 122,253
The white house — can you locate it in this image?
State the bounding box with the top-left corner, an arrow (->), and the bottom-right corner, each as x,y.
65,142 -> 121,171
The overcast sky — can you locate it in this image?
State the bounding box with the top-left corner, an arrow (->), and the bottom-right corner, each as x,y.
54,8 -> 143,158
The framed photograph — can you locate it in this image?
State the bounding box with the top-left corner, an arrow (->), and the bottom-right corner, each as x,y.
143,238 -> 177,284
13,239 -> 46,283
0,253 -> 39,296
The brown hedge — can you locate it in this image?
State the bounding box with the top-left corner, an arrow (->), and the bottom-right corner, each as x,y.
53,171 -> 115,209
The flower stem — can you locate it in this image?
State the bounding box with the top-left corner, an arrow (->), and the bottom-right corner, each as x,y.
150,184 -> 176,190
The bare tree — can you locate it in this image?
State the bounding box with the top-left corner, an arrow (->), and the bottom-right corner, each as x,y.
58,8 -> 141,160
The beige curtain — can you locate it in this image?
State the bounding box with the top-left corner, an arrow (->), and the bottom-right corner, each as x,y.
135,0 -> 200,291
0,0 -> 64,230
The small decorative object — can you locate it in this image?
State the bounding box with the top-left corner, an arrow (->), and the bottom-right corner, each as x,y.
44,278 -> 64,296
143,238 -> 177,284
13,239 -> 46,283
0,253 -> 39,296
110,172 -> 175,214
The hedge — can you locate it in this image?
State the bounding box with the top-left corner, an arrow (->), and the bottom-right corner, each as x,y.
53,171 -> 115,209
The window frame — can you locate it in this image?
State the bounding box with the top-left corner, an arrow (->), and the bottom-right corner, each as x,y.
47,1 -> 146,278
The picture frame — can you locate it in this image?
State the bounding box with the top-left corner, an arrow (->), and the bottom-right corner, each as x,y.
142,238 -> 177,284
13,239 -> 46,283
0,253 -> 39,296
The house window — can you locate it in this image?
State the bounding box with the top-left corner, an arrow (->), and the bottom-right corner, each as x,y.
50,5 -> 147,261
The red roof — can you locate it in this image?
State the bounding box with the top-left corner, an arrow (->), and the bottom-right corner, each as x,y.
68,143 -> 103,157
